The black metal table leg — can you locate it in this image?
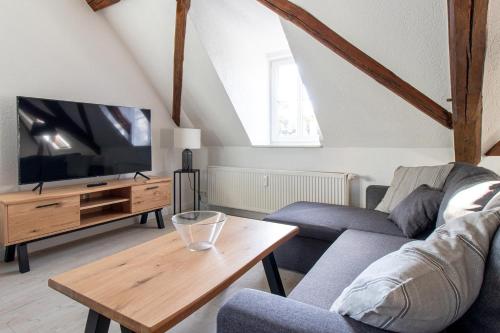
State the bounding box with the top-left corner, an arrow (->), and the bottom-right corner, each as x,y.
17,243 -> 30,273
139,213 -> 148,225
85,310 -> 110,333
155,209 -> 165,229
173,169 -> 201,214
120,325 -> 135,333
192,171 -> 195,211
4,245 -> 15,263
173,172 -> 177,214
197,170 -> 201,210
262,252 -> 286,297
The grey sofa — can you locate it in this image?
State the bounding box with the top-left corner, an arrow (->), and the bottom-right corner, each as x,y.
217,163 -> 500,333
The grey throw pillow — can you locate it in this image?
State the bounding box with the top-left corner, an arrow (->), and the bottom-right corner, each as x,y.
376,164 -> 453,213
388,185 -> 444,238
331,210 -> 500,333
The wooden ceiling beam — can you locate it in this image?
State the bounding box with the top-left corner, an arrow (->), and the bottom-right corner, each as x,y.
256,0 -> 453,129
486,141 -> 500,156
86,0 -> 120,11
448,0 -> 488,165
172,0 -> 191,127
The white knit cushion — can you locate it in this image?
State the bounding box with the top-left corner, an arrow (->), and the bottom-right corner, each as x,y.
376,164 -> 454,213
331,210 -> 500,333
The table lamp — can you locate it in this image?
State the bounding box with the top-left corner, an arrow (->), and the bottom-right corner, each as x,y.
174,128 -> 201,171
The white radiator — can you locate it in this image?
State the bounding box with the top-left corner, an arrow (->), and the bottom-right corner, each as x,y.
208,166 -> 353,213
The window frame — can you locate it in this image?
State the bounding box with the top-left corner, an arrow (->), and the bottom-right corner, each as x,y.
269,55 -> 320,146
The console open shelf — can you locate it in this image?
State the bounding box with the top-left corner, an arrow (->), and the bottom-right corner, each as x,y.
80,210 -> 131,227
80,197 -> 130,210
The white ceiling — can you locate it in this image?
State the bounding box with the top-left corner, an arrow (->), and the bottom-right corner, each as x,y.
101,0 -> 454,148
102,0 -> 249,146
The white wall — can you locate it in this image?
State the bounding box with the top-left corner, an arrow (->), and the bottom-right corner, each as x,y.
102,0 -> 250,147
281,0 -> 452,148
480,0 -> 500,174
207,147 -> 454,207
200,0 -> 456,208
0,0 -> 179,194
190,0 -> 289,145
2,0 -> 496,219
204,1 -> 499,209
0,0 -> 180,251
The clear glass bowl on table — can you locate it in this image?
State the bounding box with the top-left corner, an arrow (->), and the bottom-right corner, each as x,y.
171,211 -> 227,251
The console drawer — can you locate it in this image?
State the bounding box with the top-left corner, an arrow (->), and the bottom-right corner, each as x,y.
8,196 -> 80,243
131,183 -> 170,213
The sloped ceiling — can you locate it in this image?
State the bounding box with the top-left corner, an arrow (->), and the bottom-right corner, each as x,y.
281,0 -> 453,147
189,0 -> 290,145
101,0 -> 249,146
101,0 -> 453,148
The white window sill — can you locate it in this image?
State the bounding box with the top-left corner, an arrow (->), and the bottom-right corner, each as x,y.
252,144 -> 323,148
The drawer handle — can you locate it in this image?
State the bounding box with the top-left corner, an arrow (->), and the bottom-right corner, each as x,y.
36,203 -> 60,209
146,186 -> 159,191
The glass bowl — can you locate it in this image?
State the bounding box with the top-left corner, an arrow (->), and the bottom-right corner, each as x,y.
172,211 -> 227,251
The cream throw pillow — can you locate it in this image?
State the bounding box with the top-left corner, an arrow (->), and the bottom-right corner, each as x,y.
331,209 -> 500,333
376,164 -> 454,213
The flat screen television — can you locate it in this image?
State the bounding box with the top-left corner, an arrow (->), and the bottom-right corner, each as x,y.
17,96 -> 152,185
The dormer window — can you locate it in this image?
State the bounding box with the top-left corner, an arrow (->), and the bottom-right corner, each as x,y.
270,56 -> 321,146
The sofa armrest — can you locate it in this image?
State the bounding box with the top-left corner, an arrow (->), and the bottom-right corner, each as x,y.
366,185 -> 389,210
217,289 -> 379,333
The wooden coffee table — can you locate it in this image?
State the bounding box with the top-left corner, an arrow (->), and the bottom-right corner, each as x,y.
48,216 -> 298,333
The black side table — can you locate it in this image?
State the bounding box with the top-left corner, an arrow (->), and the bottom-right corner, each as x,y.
173,169 -> 201,214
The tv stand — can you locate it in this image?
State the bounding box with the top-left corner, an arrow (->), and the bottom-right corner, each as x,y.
32,182 -> 44,195
134,171 -> 150,181
0,176 -> 171,273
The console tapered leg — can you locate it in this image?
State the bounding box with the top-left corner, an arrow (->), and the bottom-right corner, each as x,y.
140,213 -> 148,224
4,245 -> 15,263
17,243 -> 30,274
155,210 -> 165,229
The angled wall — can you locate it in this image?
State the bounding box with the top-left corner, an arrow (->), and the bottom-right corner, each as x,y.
102,0 -> 250,147
206,0 -> 457,206
189,0 -> 290,145
0,0 -> 176,194
280,0 -> 453,147
0,0 -> 182,251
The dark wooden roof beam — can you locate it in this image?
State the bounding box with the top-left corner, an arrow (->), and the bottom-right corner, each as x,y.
256,0 -> 453,129
86,0 -> 120,11
448,0 -> 489,164
172,0 -> 191,127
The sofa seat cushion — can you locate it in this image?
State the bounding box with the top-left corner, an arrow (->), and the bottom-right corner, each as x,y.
264,202 -> 404,242
288,230 -> 412,309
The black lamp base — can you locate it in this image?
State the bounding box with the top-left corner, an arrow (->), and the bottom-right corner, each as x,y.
182,149 -> 193,171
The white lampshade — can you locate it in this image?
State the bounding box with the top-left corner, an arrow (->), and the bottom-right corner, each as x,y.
174,128 -> 201,149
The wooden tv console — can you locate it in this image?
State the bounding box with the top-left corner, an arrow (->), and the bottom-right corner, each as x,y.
0,176 -> 171,273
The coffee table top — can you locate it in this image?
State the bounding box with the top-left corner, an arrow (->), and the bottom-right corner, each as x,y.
48,216 -> 298,333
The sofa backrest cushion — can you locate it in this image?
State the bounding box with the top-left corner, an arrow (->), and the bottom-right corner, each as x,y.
451,228 -> 500,332
376,164 -> 453,213
437,163 -> 500,227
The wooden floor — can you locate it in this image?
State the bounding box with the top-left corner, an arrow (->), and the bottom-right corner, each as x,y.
0,219 -> 303,333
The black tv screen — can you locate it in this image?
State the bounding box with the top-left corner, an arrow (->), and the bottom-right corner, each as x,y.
17,96 -> 152,185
